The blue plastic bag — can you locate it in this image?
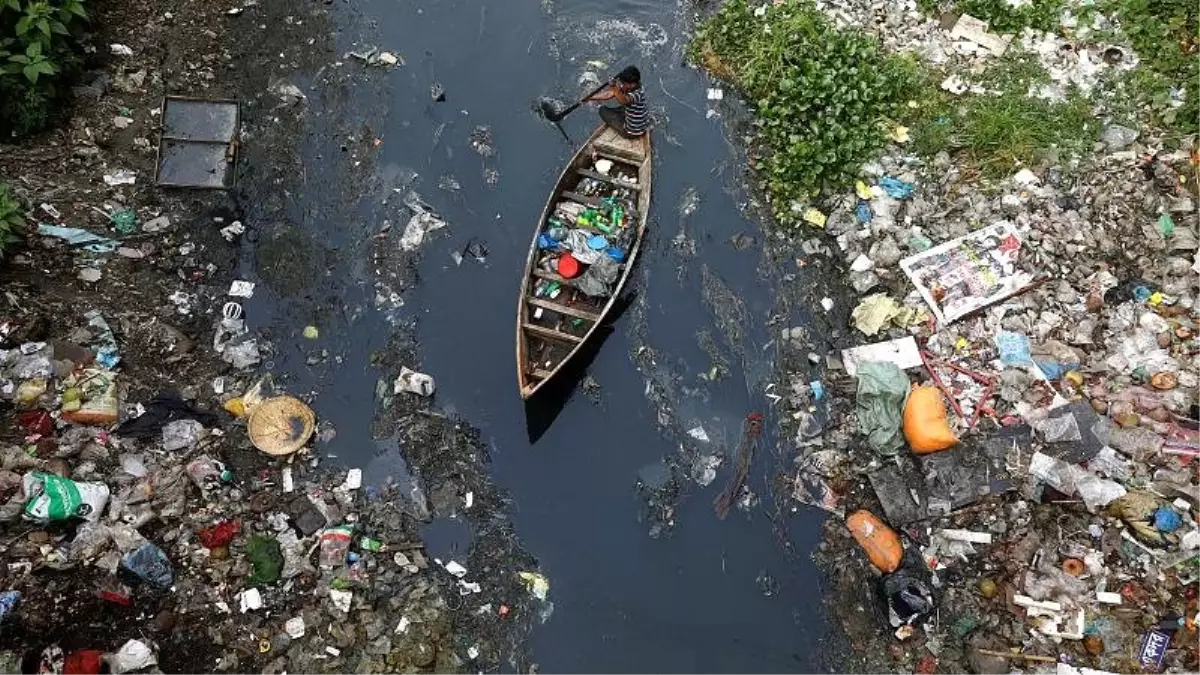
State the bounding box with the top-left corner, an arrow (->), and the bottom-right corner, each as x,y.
855,200 -> 872,224
122,542 -> 174,588
0,591 -> 19,624
994,331 -> 1034,367
879,177 -> 914,200
1153,507 -> 1182,533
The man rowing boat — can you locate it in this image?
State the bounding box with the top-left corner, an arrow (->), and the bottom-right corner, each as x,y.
586,65 -> 648,138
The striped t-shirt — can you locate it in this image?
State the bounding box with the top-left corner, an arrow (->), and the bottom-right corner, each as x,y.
623,87 -> 648,136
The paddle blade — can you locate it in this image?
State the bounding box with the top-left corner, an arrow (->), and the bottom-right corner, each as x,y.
538,98 -> 563,121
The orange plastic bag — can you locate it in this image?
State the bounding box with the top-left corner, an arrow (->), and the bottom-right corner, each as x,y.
903,386 -> 958,454
846,510 -> 902,573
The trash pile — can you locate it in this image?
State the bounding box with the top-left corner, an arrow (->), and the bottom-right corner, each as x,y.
752,3 -> 1200,666
0,313 -> 545,672
781,131 -> 1199,669
533,157 -> 639,301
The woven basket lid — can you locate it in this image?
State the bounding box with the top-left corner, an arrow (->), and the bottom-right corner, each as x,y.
247,395 -> 315,456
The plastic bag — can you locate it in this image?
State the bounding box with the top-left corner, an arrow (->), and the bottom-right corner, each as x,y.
1074,471 -> 1126,512
22,472 -> 110,523
855,362 -> 910,456
847,510 -> 903,573
902,386 -> 958,454
882,569 -> 933,627
198,521 -> 241,549
0,591 -> 19,623
111,640 -> 156,673
318,524 -> 354,568
851,294 -> 904,337
121,541 -> 173,588
994,331 -> 1034,367
162,419 -> 205,451
246,535 -> 283,585
63,650 -> 105,675
879,177 -> 914,200
517,571 -> 550,601
394,367 -> 435,397
186,455 -> 224,496
1034,412 -> 1082,443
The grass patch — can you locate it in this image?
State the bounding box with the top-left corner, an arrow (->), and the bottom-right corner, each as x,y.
917,0 -> 1065,34
688,0 -> 918,221
1107,0 -> 1198,134
906,53 -> 1099,174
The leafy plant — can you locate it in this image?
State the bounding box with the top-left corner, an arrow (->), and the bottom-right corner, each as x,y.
689,0 -> 918,221
4,41 -> 58,83
0,183 -> 27,260
0,0 -> 89,138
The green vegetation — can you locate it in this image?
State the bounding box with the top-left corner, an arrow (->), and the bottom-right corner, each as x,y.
688,0 -> 918,219
1108,0 -> 1198,134
0,0 -> 90,138
917,0 -> 1065,34
0,184 -> 27,260
906,53 -> 1098,175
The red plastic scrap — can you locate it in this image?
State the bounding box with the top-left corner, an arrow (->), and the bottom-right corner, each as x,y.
915,655 -> 938,674
198,520 -> 241,549
96,587 -> 132,606
17,410 -> 53,438
63,650 -> 105,675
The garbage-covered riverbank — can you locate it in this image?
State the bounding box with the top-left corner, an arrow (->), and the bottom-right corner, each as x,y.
692,0 -> 1199,672
0,0 -> 547,671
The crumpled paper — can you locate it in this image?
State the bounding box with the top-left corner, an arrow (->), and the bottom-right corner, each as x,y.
851,293 -> 922,336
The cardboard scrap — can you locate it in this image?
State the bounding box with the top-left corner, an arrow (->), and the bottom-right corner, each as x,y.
949,14 -> 1011,56
842,336 -> 922,377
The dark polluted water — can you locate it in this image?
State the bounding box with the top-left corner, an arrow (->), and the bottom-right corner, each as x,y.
240,0 -> 839,671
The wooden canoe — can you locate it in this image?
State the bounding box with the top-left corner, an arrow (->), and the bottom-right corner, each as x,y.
516,125 -> 652,399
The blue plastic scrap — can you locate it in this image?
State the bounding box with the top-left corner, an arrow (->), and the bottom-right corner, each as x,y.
1035,362 -> 1070,380
1153,506 -> 1182,533
121,541 -> 174,588
994,331 -> 1034,367
879,177 -> 914,200
0,591 -> 19,623
855,200 -> 872,224
811,381 -> 825,401
36,224 -> 118,253
85,310 -> 120,369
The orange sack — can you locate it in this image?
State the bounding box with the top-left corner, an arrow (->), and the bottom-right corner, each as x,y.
903,385 -> 958,454
846,509 -> 902,573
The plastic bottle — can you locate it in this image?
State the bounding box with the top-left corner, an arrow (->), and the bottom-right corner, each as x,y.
846,510 -> 903,573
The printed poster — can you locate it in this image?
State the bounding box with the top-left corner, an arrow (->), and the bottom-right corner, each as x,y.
899,222 -> 1039,324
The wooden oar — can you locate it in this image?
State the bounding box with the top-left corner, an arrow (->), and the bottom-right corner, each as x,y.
541,78 -> 612,122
